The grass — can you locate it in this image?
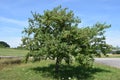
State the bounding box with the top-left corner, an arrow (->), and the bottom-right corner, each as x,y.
0,60 -> 55,80
93,63 -> 120,80
99,54 -> 120,58
107,54 -> 120,58
0,48 -> 120,80
0,58 -> 22,70
0,59 -> 120,80
0,48 -> 28,57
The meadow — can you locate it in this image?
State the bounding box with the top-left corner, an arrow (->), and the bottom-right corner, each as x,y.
0,48 -> 120,80
0,48 -> 28,56
0,60 -> 120,80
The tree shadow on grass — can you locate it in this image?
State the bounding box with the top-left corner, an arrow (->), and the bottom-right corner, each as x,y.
31,64 -> 110,80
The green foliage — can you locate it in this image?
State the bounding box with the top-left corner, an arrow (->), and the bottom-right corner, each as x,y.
115,50 -> 120,54
22,6 -> 111,73
112,46 -> 120,54
0,41 -> 10,48
112,50 -> 120,54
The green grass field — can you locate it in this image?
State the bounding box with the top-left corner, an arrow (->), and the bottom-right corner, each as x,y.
0,48 -> 120,80
0,48 -> 28,56
0,60 -> 120,80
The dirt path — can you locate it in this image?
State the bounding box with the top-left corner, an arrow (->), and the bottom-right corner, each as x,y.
95,58 -> 120,68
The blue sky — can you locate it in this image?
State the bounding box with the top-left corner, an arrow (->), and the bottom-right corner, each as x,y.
0,0 -> 120,47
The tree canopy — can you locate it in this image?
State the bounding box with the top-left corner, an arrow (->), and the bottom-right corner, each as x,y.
0,41 -> 10,48
22,6 -> 111,74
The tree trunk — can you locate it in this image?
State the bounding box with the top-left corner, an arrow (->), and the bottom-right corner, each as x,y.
55,56 -> 60,74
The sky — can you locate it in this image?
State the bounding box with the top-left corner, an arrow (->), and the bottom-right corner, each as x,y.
0,0 -> 120,47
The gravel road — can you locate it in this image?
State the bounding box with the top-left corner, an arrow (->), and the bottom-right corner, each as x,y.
95,58 -> 120,68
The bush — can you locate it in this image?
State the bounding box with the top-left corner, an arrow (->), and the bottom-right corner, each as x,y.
116,50 -> 120,54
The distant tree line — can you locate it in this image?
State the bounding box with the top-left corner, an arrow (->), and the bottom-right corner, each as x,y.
0,41 -> 10,48
112,46 -> 120,54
